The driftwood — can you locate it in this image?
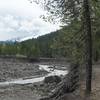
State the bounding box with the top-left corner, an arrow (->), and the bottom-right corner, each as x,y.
40,63 -> 79,100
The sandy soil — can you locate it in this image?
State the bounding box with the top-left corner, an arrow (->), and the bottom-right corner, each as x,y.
70,61 -> 100,100
87,62 -> 100,100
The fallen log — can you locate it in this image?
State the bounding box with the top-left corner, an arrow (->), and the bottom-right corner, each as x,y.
40,63 -> 79,100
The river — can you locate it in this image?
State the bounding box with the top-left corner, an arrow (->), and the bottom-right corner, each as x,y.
0,64 -> 68,86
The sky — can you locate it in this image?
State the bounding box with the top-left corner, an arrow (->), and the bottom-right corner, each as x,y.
0,0 -> 60,41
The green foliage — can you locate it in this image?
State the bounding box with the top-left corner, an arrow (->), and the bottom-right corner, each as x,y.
0,0 -> 100,61
0,15 -> 100,61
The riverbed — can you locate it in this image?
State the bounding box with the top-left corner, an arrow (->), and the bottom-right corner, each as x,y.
0,64 -> 68,86
0,58 -> 69,100
0,58 -> 69,86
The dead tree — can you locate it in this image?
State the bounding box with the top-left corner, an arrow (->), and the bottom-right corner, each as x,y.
40,63 -> 79,100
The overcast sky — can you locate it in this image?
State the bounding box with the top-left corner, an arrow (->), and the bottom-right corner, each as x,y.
0,0 -> 60,41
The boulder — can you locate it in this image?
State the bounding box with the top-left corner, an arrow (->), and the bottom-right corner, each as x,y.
44,75 -> 61,84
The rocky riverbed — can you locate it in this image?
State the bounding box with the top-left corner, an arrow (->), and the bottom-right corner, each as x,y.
0,58 -> 47,82
0,57 -> 69,100
0,58 -> 100,100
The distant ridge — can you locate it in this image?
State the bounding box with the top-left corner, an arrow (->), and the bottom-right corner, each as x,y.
0,40 -> 16,44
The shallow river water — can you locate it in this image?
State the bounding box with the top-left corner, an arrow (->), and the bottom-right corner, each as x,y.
0,65 -> 68,86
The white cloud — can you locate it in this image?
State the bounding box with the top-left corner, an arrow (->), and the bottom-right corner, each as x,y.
0,0 -> 60,41
0,14 -> 59,41
1,15 -> 19,29
0,0 -> 44,18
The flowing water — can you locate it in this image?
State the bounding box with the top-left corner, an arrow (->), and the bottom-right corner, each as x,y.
0,64 -> 68,86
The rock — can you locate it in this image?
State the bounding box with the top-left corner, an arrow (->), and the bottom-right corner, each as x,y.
40,83 -> 44,87
44,75 -> 61,84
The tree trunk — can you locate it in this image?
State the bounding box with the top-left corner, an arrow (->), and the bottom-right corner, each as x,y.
83,0 -> 92,95
94,50 -> 99,62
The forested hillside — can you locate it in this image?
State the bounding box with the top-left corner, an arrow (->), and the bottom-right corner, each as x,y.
0,18 -> 100,62
0,31 -> 60,58
0,0 -> 100,62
